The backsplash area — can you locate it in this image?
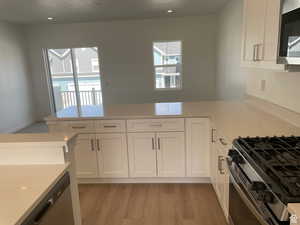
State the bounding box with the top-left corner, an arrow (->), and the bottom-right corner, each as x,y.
246,69 -> 300,114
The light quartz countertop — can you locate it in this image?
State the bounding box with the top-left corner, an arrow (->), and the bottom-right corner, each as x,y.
0,164 -> 69,225
45,98 -> 300,143
0,133 -> 77,143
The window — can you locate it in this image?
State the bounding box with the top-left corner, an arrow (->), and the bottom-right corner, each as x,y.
153,41 -> 182,90
91,58 -> 99,72
46,47 -> 103,118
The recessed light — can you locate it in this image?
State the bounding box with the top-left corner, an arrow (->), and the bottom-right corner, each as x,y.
47,17 -> 54,21
167,9 -> 174,14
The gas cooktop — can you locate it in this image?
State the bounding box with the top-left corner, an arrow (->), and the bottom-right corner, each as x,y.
233,136 -> 300,202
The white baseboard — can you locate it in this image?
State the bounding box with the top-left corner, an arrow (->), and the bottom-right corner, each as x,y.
78,177 -> 211,184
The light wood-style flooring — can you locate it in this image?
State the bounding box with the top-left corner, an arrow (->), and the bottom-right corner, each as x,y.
79,184 -> 227,225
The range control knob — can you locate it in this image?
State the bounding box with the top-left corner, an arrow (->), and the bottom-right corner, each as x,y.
228,149 -> 238,158
228,149 -> 245,164
257,191 -> 275,204
251,182 -> 266,192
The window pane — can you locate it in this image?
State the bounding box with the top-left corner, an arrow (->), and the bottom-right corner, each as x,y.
74,47 -> 103,117
48,48 -> 79,118
153,41 -> 182,89
153,41 -> 182,66
155,66 -> 182,89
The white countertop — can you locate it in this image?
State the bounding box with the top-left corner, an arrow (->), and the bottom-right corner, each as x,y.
0,133 -> 77,143
45,98 -> 300,143
0,164 -> 69,225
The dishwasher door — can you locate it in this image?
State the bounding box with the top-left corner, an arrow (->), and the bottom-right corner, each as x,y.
22,173 -> 75,225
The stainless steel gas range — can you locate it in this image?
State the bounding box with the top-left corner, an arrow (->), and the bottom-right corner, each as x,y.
227,136 -> 300,225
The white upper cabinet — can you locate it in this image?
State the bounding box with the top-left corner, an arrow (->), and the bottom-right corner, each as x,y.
74,134 -> 98,178
127,133 -> 157,177
241,0 -> 284,70
96,133 -> 129,178
185,118 -> 210,177
242,0 -> 266,62
156,132 -> 185,177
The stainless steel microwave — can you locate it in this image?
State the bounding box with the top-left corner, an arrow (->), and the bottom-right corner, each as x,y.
279,0 -> 300,64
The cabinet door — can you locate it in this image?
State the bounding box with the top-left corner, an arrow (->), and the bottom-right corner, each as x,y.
211,141 -> 218,192
157,132 -> 185,177
96,134 -> 129,178
263,0 -> 281,62
127,133 -> 157,177
242,0 -> 267,62
74,134 -> 98,178
186,118 -> 210,177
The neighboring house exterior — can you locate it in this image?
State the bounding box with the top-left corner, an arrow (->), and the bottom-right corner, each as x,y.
288,37 -> 300,57
48,47 -> 101,92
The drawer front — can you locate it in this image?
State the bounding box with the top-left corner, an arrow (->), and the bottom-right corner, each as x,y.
47,121 -> 69,133
67,121 -> 95,132
127,119 -> 184,132
95,120 -> 126,133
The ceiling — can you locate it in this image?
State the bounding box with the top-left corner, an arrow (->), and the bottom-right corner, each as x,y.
0,0 -> 229,24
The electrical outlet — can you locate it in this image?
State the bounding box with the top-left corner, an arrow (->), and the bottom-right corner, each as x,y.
260,80 -> 266,92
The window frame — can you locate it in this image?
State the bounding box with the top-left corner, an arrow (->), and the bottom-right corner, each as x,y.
43,46 -> 104,117
91,58 -> 100,72
152,40 -> 183,91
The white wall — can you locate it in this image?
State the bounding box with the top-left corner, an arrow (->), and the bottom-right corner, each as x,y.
0,22 -> 35,133
216,0 -> 246,100
246,69 -> 300,113
25,16 -> 218,120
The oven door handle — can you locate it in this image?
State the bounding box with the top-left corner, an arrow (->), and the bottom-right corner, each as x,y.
230,174 -> 270,225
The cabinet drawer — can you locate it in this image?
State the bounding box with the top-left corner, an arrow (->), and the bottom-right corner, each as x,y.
67,121 -> 94,132
127,118 -> 184,132
47,121 -> 69,133
95,120 -> 126,133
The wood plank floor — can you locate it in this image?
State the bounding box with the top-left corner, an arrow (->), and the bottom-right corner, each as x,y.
78,184 -> 228,225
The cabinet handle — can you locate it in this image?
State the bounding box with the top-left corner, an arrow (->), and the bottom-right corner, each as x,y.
257,44 -> 264,61
158,138 -> 161,150
253,44 -> 257,61
211,128 -> 217,143
103,125 -> 117,128
72,126 -> 86,129
219,138 -> 228,146
96,139 -> 100,151
152,138 -> 155,150
90,139 -> 95,151
150,123 -> 162,127
218,156 -> 226,175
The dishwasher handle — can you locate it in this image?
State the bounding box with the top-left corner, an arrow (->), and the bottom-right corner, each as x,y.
33,198 -> 54,224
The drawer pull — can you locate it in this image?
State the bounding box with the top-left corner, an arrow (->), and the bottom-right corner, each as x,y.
103,125 -> 117,128
71,126 -> 86,129
150,123 -> 162,127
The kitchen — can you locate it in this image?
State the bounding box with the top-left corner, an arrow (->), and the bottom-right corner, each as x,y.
1,0 -> 300,225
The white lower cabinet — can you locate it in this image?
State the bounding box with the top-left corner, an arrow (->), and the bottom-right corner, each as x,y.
127,132 -> 185,178
127,133 -> 157,177
157,132 -> 185,177
211,134 -> 230,221
185,118 -> 210,177
96,134 -> 129,178
74,134 -> 99,178
75,133 -> 129,179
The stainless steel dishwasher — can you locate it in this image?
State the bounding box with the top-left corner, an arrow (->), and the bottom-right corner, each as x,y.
21,173 -> 75,225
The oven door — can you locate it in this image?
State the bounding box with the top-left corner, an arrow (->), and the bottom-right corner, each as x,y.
229,174 -> 270,225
